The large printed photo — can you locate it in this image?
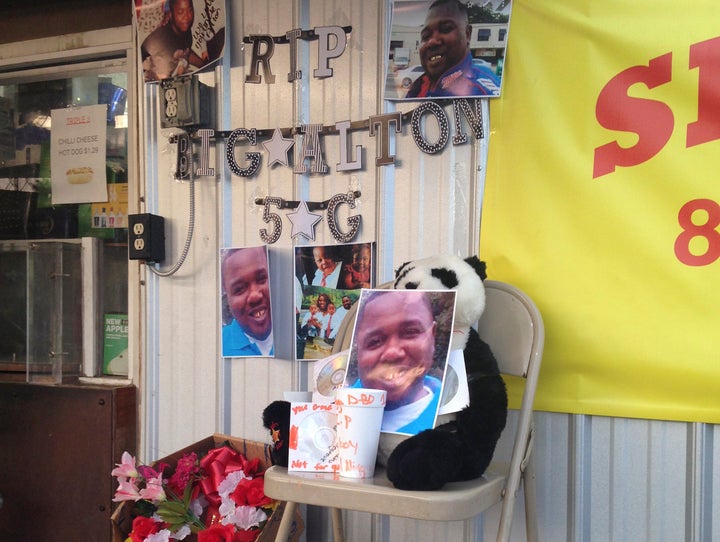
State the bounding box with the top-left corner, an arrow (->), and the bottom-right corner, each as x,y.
386,0 -> 511,100
294,242 -> 375,360
134,0 -> 226,82
344,288 -> 457,435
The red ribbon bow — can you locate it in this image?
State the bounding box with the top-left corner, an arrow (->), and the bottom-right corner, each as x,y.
199,446 -> 263,524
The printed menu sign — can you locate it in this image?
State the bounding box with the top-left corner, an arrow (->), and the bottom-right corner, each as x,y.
50,104 -> 107,204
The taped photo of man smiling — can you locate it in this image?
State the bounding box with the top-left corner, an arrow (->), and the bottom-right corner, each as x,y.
220,245 -> 274,358
385,0 -> 511,100
344,289 -> 457,435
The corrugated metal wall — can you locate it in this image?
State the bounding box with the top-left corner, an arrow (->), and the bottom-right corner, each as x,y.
138,1 -> 719,541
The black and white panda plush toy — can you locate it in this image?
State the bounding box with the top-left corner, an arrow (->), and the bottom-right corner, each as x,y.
385,254 -> 508,490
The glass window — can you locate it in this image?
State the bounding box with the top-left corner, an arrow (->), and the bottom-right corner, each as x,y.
477,28 -> 491,42
0,64 -> 129,380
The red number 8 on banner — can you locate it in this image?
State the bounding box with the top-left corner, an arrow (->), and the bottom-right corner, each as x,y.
675,199 -> 720,266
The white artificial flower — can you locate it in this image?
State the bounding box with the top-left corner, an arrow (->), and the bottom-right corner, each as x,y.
145,529 -> 172,542
189,496 -> 205,518
217,470 -> 248,497
222,505 -> 268,530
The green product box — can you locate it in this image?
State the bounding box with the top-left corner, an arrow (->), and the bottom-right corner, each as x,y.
103,313 -> 128,376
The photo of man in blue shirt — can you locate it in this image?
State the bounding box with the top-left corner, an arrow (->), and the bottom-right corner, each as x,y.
406,0 -> 501,98
221,246 -> 274,357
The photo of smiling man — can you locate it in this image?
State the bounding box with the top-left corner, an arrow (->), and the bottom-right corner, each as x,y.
345,289 -> 456,435
385,0 -> 510,100
220,246 -> 274,358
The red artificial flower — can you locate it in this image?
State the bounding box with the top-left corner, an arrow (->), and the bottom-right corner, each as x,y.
167,451 -> 200,497
197,523 -> 236,542
239,456 -> 262,478
129,515 -> 160,542
233,528 -> 261,542
229,477 -> 273,508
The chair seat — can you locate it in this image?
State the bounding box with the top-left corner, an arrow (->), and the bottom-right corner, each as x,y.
264,463 -> 508,522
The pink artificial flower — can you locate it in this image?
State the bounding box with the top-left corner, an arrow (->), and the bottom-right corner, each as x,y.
112,451 -> 139,479
113,477 -> 142,502
139,477 -> 167,502
138,461 -> 169,482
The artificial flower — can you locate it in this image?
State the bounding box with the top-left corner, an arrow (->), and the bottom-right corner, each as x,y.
173,524 -> 192,540
128,516 -> 160,542
139,476 -> 167,502
112,451 -> 140,478
113,445 -> 276,542
230,477 -> 273,508
197,523 -> 236,542
221,505 -> 268,531
138,462 -> 169,482
113,477 -> 142,502
145,530 -> 172,542
232,529 -> 262,542
145,529 -> 171,542
167,452 -> 200,497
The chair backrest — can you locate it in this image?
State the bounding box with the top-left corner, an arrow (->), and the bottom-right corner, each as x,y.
480,280 -> 544,542
478,280 -> 544,379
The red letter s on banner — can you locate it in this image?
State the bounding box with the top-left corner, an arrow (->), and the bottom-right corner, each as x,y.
593,53 -> 674,178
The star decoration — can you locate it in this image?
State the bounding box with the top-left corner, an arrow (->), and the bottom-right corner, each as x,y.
262,128 -> 295,167
287,200 -> 323,241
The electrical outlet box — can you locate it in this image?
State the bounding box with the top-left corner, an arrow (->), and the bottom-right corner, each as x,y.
128,213 -> 165,263
160,75 -> 214,129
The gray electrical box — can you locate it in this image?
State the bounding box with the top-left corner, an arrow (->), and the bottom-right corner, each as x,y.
160,75 -> 214,129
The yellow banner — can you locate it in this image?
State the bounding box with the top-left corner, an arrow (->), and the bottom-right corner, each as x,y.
482,0 -> 720,422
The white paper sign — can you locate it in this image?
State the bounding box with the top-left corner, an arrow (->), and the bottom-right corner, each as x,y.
50,104 -> 107,204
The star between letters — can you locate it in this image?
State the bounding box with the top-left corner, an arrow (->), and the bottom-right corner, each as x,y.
286,200 -> 323,241
262,128 -> 295,167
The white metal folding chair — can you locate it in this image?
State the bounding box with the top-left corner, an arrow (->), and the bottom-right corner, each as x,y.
265,280 -> 544,542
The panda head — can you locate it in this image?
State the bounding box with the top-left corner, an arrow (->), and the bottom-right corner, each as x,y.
394,255 -> 487,350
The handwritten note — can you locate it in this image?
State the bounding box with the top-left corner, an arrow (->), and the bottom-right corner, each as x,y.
287,402 -> 340,473
334,388 -> 386,478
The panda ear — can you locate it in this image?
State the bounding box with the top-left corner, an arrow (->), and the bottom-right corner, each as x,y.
464,255 -> 487,281
431,267 -> 458,289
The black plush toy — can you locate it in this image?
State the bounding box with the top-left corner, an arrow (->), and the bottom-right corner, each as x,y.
262,400 -> 291,467
386,254 -> 508,490
262,254 -> 507,491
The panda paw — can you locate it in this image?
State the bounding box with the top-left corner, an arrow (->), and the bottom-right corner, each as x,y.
386,429 -> 464,490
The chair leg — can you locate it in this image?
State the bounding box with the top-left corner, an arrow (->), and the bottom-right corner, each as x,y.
331,507 -> 345,542
275,501 -> 297,542
523,455 -> 539,542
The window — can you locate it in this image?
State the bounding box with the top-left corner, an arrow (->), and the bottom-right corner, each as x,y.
477,28 -> 491,42
0,61 -> 130,381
